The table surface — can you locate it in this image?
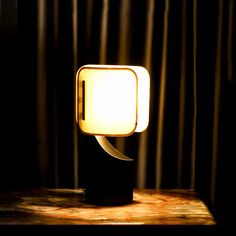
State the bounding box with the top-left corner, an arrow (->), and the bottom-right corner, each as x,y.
0,188 -> 216,225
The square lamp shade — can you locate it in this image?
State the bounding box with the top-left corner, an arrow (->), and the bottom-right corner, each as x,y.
76,64 -> 150,137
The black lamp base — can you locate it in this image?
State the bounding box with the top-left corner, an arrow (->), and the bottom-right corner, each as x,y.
81,136 -> 134,206
85,187 -> 133,206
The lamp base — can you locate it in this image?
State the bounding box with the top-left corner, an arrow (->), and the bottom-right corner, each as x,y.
81,136 -> 134,206
85,187 -> 133,206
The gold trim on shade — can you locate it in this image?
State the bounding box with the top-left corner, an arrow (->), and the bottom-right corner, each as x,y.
76,65 -> 139,137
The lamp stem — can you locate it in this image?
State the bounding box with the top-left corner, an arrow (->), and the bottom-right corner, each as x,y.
95,136 -> 133,161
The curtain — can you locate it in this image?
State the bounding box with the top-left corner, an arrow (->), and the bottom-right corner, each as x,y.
0,0 -> 235,225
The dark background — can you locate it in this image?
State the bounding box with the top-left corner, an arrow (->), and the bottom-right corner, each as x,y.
0,0 -> 235,229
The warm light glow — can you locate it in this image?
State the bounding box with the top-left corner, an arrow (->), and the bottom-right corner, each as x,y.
131,66 -> 150,132
76,65 -> 150,136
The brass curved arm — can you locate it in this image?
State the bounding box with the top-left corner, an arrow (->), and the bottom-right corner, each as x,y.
95,136 -> 133,161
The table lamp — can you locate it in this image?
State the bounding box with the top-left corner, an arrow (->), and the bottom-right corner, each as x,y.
76,64 -> 150,205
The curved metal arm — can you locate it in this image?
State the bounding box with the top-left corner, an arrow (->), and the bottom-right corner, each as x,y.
95,136 -> 133,161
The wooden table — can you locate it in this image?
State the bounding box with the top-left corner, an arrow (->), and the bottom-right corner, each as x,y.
0,189 -> 217,235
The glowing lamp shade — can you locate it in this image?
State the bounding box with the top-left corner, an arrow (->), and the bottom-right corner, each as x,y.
76,65 -> 150,137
